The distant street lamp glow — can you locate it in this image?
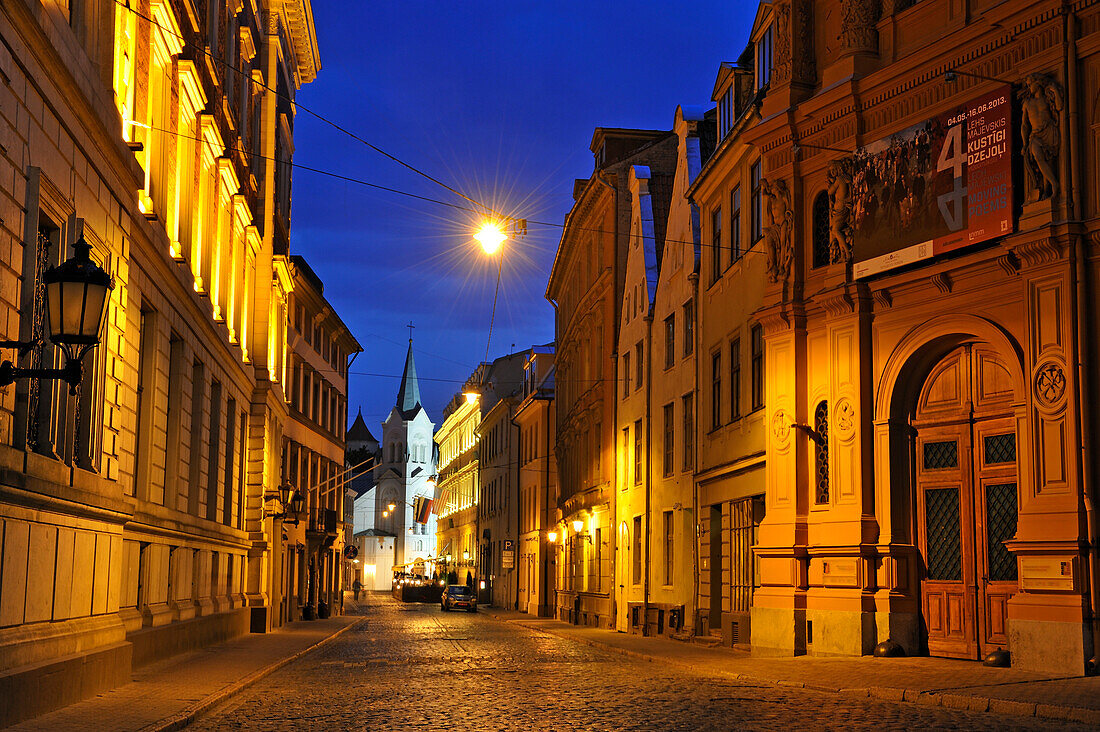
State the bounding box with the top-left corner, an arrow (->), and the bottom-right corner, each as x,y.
572,519 -> 584,533
474,221 -> 507,254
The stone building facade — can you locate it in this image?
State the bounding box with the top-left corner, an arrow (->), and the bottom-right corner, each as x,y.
738,0 -> 1099,674
515,346 -> 556,616
546,128 -> 677,629
0,0 -> 326,723
282,255 -> 359,622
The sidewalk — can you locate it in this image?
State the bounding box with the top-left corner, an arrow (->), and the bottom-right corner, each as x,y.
7,612 -> 363,732
480,607 -> 1100,726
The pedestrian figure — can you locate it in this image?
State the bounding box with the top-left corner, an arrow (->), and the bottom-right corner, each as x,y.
352,578 -> 362,602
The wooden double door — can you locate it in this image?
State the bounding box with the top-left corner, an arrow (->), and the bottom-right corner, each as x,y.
913,344 -> 1019,660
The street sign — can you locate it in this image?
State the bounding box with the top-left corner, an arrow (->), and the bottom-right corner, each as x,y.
503,539 -> 514,551
502,550 -> 514,570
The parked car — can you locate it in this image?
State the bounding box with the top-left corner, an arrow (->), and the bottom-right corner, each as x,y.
441,585 -> 477,612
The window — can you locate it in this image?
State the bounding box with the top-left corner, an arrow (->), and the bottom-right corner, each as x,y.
751,325 -> 764,411
622,426 -> 630,490
635,342 -> 643,390
664,315 -> 675,369
711,208 -> 722,283
622,352 -> 631,398
682,394 -> 694,471
718,87 -> 733,139
814,401 -> 829,505
663,403 -> 674,477
164,333 -> 185,508
683,300 -> 694,356
664,511 -> 674,586
756,25 -> 773,90
134,306 -> 155,499
206,381 -> 222,522
812,191 -> 831,269
632,516 -> 642,584
594,422 -> 601,479
634,419 -> 642,485
711,351 -> 722,430
750,162 -> 763,243
594,528 -> 602,592
730,338 -> 742,421
730,186 -> 742,264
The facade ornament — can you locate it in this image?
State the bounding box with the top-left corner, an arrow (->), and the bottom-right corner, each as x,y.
773,1 -> 793,85
793,0 -> 816,84
834,397 -> 856,439
763,178 -> 794,284
839,0 -> 879,53
772,409 -> 792,444
826,159 -> 853,263
1034,362 -> 1067,408
1019,73 -> 1064,203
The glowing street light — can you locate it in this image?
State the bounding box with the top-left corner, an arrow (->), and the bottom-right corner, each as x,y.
474,221 -> 507,254
547,530 -> 558,544
387,503 -> 396,511
572,519 -> 584,533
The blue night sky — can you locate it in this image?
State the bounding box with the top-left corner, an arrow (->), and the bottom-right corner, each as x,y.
288,2 -> 756,433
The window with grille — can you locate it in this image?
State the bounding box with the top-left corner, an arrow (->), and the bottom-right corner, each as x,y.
814,401 -> 829,504
923,440 -> 958,470
984,433 -> 1016,465
986,483 -> 1018,582
812,192 -> 830,268
925,487 -> 962,581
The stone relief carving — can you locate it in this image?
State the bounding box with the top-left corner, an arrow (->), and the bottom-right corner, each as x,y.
839,0 -> 879,53
763,178 -> 794,284
827,159 -> 854,263
1019,73 -> 1064,203
774,1 -> 793,84
834,397 -> 856,438
772,409 -> 791,444
794,0 -> 816,84
1034,362 -> 1067,408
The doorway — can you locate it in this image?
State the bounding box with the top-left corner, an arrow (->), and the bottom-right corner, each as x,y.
913,344 -> 1019,659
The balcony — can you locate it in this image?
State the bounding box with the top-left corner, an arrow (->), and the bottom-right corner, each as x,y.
307,508 -> 338,536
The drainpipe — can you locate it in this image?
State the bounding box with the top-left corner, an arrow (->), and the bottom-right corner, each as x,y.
644,309 -> 654,635
510,402 -> 522,611
1065,6 -> 1099,673
595,170 -> 619,629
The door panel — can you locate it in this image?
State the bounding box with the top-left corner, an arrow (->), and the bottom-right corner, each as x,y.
914,346 -> 1019,661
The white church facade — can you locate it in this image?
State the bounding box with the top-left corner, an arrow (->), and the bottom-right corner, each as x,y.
352,341 -> 436,588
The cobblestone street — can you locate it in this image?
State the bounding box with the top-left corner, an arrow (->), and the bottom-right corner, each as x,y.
186,595 -> 1083,731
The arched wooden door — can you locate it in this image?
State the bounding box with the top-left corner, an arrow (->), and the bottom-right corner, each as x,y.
913,344 -> 1019,659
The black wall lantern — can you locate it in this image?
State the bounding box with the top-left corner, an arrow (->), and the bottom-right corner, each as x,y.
265,482 -> 305,525
0,236 -> 114,393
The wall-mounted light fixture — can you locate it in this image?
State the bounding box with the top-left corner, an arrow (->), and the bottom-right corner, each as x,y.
264,483 -> 305,526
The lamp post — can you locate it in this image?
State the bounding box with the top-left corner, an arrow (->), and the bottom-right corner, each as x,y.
264,482 -> 305,525
0,236 -> 114,393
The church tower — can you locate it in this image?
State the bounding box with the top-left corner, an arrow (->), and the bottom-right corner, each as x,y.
373,339 -> 437,570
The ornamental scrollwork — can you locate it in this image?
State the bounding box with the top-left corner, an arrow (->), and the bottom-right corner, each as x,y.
1034,362 -> 1066,408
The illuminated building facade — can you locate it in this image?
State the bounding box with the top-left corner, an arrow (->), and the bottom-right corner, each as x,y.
282,256 -> 360,622
436,373 -> 485,587
737,0 -> 1099,674
515,347 -> 556,617
547,128 -> 676,627
0,0 -> 322,723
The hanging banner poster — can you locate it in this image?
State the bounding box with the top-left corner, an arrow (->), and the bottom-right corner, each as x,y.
852,85 -> 1013,279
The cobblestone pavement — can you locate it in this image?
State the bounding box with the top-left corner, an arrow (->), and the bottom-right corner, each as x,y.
188,595 -> 1084,731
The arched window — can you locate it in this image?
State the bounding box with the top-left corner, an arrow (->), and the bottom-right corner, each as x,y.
812,191 -> 830,269
814,400 -> 830,504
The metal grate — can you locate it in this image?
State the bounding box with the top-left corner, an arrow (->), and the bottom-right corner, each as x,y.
984,433 -> 1016,465
925,487 -> 962,581
985,483 -> 1018,582
26,230 -> 52,452
814,401 -> 829,504
923,440 -> 958,470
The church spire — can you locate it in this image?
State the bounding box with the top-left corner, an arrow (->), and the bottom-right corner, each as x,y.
396,339 -> 422,419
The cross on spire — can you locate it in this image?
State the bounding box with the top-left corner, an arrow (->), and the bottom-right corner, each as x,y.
407,321 -> 415,342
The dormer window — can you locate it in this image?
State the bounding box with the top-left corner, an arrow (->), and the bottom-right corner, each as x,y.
718,87 -> 733,139
755,25 -> 773,91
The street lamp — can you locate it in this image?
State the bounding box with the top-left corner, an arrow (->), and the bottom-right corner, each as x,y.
0,236 -> 114,393
473,221 -> 507,255
572,519 -> 584,533
547,530 -> 558,544
264,483 -> 304,525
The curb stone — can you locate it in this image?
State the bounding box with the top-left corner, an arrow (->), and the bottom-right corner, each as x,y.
480,608 -> 1099,726
140,616 -> 365,732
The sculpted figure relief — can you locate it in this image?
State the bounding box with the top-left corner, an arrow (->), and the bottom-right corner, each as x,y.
827,159 -> 853,263
1019,72 -> 1064,203
763,178 -> 794,284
